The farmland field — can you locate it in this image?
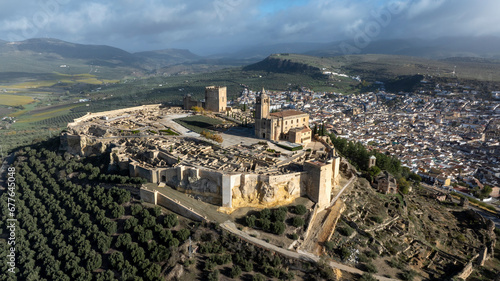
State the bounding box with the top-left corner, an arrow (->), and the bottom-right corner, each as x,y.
0,94 -> 34,106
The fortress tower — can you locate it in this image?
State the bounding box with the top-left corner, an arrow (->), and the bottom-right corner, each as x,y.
204,86 -> 227,112
304,160 -> 333,210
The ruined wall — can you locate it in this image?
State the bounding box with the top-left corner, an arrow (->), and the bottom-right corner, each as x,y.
68,104 -> 161,127
157,151 -> 179,166
130,163 -> 158,183
133,160 -> 337,211
140,187 -> 205,221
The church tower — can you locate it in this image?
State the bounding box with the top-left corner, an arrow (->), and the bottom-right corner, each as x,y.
255,88 -> 270,119
255,89 -> 271,139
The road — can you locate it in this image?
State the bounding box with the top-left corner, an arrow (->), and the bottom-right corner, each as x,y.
220,221 -> 399,281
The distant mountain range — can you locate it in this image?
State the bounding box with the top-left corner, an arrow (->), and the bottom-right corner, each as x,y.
221,36 -> 500,60
1,36 -> 500,79
0,38 -> 201,77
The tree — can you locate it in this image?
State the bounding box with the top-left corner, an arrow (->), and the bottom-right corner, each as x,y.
360,273 -> 377,281
143,263 -> 161,281
480,185 -> 493,200
364,262 -> 377,273
163,214 -> 178,228
120,261 -> 137,280
138,229 -> 153,243
130,245 -> 146,264
192,106 -> 203,113
260,218 -> 271,232
260,208 -> 271,219
109,202 -> 125,218
243,260 -> 253,272
324,241 -> 335,251
273,208 -> 287,222
400,269 -> 417,281
176,229 -> 190,242
109,252 -> 125,270
368,166 -> 381,181
292,216 -> 305,227
398,178 -> 410,194
169,238 -> 179,248
115,233 -> 133,250
131,204 -> 143,216
110,187 -> 131,204
124,217 -> 139,231
159,229 -> 173,245
151,206 -> 161,217
273,221 -> 286,235
230,265 -> 242,278
294,205 -> 307,215
85,251 -> 102,271
207,269 -> 219,281
246,215 -> 257,227
253,273 -> 265,281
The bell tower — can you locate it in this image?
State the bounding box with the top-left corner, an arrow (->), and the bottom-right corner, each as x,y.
255,88 -> 270,119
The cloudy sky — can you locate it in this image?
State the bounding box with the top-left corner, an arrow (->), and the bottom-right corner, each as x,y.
0,0 -> 499,55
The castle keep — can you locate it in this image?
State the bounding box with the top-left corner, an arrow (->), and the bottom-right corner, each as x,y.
183,86 -> 227,112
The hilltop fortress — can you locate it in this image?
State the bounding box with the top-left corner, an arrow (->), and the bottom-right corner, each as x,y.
61,87 -> 341,211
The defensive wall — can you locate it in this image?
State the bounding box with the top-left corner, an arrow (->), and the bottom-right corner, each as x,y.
68,104 -> 162,127
140,186 -> 205,221
131,158 -> 334,211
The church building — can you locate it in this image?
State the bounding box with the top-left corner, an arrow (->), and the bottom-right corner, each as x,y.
254,89 -> 312,144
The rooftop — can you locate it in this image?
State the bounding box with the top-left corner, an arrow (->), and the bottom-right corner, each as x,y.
270,110 -> 307,118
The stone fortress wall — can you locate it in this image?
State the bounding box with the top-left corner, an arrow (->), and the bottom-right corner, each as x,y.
68,104 -> 162,127
61,104 -> 341,212
130,157 -> 336,210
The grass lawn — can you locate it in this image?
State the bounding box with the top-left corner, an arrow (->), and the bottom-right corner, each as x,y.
173,115 -> 223,133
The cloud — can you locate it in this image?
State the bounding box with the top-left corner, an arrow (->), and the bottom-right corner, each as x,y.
0,0 -> 498,54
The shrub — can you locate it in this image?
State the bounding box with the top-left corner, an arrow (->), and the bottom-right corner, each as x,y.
207,269 -> 219,281
339,226 -> 354,236
364,262 -> 377,273
400,269 -> 417,281
243,260 -> 253,272
365,250 -> 378,259
273,208 -> 287,222
371,216 -> 384,223
389,257 -> 406,270
324,241 -> 335,251
273,221 -> 286,235
252,273 -> 265,281
294,204 -> 307,215
260,218 -> 271,232
230,265 -> 242,278
358,253 -> 370,263
292,216 -> 305,227
260,208 -> 271,219
360,273 -> 377,281
246,215 -> 257,228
